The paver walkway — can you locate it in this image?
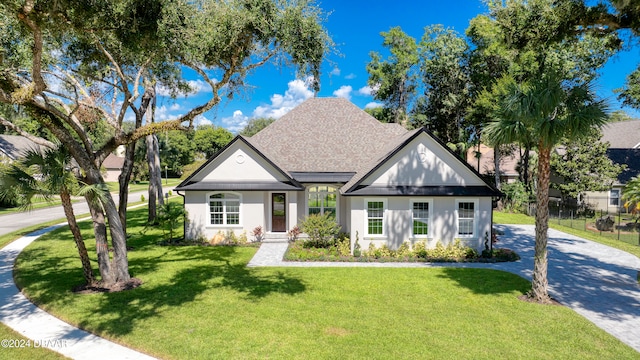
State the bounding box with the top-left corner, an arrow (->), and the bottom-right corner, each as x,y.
250,224 -> 640,353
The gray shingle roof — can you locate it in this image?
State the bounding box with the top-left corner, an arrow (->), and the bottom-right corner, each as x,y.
0,135 -> 41,160
249,98 -> 409,172
601,120 -> 640,149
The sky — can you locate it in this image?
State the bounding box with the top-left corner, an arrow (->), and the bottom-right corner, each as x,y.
153,0 -> 640,133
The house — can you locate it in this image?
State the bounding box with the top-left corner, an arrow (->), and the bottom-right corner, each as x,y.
584,120 -> 640,213
176,98 -> 501,251
102,153 -> 125,182
0,134 -> 41,164
466,143 -> 522,184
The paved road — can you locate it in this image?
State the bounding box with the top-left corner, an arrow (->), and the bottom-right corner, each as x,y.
0,189 -> 175,237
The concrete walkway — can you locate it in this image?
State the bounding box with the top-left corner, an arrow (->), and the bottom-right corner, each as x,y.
249,224 -> 640,353
0,224 -> 157,359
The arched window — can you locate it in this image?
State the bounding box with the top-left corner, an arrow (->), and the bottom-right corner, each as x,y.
307,185 -> 338,218
209,192 -> 241,225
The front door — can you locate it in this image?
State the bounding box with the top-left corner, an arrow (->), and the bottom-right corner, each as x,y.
271,193 -> 286,232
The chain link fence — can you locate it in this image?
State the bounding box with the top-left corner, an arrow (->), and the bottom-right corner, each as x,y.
527,197 -> 640,246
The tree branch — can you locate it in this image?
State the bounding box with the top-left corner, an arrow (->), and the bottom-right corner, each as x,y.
0,116 -> 56,148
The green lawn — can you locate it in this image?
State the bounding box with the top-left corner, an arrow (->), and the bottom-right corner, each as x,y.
105,179 -> 183,193
12,206 -> 639,359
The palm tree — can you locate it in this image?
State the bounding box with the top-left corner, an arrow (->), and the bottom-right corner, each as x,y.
0,146 -> 96,285
622,176 -> 640,222
484,73 -> 608,303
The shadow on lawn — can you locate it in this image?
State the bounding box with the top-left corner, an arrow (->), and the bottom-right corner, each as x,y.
78,246 -> 306,336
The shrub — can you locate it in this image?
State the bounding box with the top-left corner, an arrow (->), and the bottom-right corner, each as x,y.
157,202 -> 186,242
238,231 -> 248,245
501,180 -> 530,213
353,231 -> 361,257
396,241 -> 412,258
413,240 -> 427,258
336,234 -> 351,256
299,213 -> 341,248
427,240 -> 468,261
493,248 -> 521,262
287,225 -> 301,242
251,226 -> 264,242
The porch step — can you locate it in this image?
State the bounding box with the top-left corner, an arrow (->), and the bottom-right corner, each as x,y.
263,232 -> 289,243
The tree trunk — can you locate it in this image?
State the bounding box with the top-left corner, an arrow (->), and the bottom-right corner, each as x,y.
523,143 -> 532,193
153,134 -> 164,206
147,134 -> 158,223
531,144 -> 552,304
118,142 -> 136,236
85,191 -> 115,285
493,144 -> 501,190
60,189 -> 95,285
102,193 -> 131,283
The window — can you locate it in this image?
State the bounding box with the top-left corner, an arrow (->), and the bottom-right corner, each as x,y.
308,185 -> 338,217
610,189 -> 620,207
456,200 -> 476,237
209,193 -> 241,225
412,201 -> 430,236
366,200 -> 385,235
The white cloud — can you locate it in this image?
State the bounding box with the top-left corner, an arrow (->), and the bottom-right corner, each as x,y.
221,110 -> 249,134
252,78 -> 315,119
365,102 -> 383,109
358,84 -> 379,96
170,103 -> 181,111
333,85 -> 352,100
330,67 -> 341,76
345,73 -> 356,80
154,105 -> 181,121
194,114 -> 213,127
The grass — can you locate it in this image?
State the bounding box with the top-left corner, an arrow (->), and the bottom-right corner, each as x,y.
105,178 -> 182,193
12,205 -> 640,359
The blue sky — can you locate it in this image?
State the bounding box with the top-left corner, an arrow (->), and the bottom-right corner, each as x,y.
154,0 -> 640,133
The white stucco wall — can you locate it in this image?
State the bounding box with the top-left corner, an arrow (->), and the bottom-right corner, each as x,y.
184,190 -> 305,240
363,135 -> 485,187
192,141 -> 288,183
184,190 -> 266,241
349,196 -> 493,252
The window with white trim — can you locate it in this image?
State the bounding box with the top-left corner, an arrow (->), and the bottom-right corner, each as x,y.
610,189 -> 620,207
366,200 -> 386,235
456,200 -> 476,237
209,193 -> 241,225
412,201 -> 430,236
308,185 -> 338,217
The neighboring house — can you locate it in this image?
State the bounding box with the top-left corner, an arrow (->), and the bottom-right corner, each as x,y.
466,143 -> 521,184
0,134 -> 40,164
584,120 -> 640,213
176,98 -> 501,252
102,153 -> 125,182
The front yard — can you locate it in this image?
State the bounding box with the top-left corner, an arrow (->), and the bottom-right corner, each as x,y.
10,206 -> 640,359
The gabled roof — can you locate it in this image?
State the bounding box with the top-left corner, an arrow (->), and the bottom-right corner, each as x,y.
176,135 -> 303,191
601,120 -> 640,149
342,128 -> 501,197
249,98 -> 409,172
103,153 -> 124,170
0,135 -> 41,160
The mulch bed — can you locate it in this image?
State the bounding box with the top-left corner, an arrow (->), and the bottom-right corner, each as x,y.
72,277 -> 143,294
